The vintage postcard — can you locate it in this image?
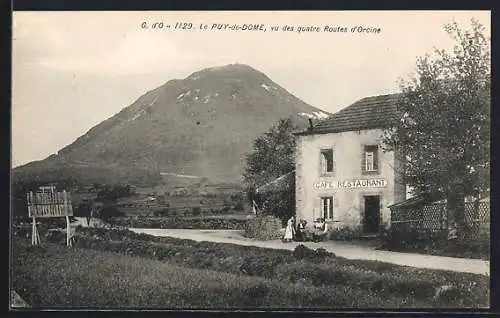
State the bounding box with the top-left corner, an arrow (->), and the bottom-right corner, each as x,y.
11,10 -> 491,310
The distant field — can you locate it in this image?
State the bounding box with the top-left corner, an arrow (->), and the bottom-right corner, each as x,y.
116,207 -> 248,218
69,188 -> 247,217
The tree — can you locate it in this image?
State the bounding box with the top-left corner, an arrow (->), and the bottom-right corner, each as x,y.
243,117 -> 297,222
382,19 -> 490,237
96,184 -> 134,202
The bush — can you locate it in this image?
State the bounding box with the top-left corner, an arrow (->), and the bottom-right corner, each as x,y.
292,245 -> 335,261
253,189 -> 295,225
12,224 -> 31,239
328,226 -> 362,241
44,229 -> 68,245
74,202 -> 92,218
315,248 -> 334,259
192,207 -> 201,216
380,225 -> 490,260
243,216 -> 282,240
292,245 -> 316,260
233,201 -> 244,211
97,207 -> 125,222
153,209 -> 168,217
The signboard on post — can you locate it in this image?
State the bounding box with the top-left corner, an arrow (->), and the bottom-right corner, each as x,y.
27,189 -> 74,218
26,186 -> 74,246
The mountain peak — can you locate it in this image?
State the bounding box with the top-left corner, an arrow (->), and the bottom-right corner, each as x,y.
202,63 -> 258,73
187,63 -> 267,81
14,64 -> 330,186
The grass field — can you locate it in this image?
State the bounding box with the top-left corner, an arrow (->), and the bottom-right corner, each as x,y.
11,239 -> 428,309
11,228 -> 490,309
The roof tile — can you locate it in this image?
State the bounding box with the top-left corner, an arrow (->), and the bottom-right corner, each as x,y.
297,93 -> 401,135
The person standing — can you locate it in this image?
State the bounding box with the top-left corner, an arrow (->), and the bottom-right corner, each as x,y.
296,219 -> 306,242
283,216 -> 295,243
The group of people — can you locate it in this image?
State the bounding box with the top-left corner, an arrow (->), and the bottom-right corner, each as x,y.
283,216 -> 329,243
282,216 -> 307,242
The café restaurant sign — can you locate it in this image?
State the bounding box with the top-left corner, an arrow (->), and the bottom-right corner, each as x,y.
313,178 -> 387,190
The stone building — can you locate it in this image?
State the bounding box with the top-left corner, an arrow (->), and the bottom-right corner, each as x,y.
294,94 -> 406,234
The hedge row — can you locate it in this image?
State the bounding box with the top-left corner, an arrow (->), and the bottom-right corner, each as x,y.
380,227 -> 490,260
243,216 -> 282,240
150,206 -> 232,217
328,227 -> 363,241
107,216 -> 247,230
40,227 -> 489,307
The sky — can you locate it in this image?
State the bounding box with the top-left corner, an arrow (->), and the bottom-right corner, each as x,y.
12,10 -> 490,168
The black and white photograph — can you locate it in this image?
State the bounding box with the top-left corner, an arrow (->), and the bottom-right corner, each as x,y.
10,10 -> 491,310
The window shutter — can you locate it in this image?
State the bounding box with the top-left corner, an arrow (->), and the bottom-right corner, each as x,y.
373,146 -> 379,171
320,152 -> 326,174
321,149 -> 334,174
322,198 -> 326,219
331,149 -> 335,173
361,146 -> 367,173
326,150 -> 333,172
329,197 -> 334,219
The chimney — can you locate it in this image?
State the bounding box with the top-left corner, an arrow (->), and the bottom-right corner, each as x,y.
308,118 -> 314,130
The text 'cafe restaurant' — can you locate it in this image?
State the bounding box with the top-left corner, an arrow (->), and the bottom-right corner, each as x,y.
294,93 -> 407,235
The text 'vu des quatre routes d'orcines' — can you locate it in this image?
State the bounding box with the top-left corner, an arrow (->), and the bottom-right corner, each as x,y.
142,22 -> 382,34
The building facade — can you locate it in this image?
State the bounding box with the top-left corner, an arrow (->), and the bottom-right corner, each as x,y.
294,94 -> 406,234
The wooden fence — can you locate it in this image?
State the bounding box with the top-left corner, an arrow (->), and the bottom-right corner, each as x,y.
390,201 -> 490,237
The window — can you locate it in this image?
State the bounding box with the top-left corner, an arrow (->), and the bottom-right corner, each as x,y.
320,149 -> 334,174
362,145 -> 379,173
321,197 -> 334,220
366,152 -> 374,171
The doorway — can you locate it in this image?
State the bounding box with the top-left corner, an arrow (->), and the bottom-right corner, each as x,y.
363,195 -> 380,234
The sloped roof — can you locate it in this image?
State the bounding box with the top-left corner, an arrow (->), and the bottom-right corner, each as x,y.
296,93 -> 401,135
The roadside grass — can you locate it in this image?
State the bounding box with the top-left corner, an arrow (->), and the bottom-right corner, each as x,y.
104,215 -> 490,260
76,227 -> 489,279
23,227 -> 491,308
378,228 -> 490,261
377,239 -> 490,261
12,239 -> 434,309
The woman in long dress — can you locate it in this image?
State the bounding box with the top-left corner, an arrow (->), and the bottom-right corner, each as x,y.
283,216 -> 295,242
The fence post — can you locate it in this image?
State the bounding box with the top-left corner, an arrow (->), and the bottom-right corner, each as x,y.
63,190 -> 70,247
441,204 -> 447,231
31,216 -> 35,246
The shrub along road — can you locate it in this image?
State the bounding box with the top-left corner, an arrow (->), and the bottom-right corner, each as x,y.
129,228 -> 490,276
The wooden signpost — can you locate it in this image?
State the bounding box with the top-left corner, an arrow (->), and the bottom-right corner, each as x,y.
26,186 -> 74,246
